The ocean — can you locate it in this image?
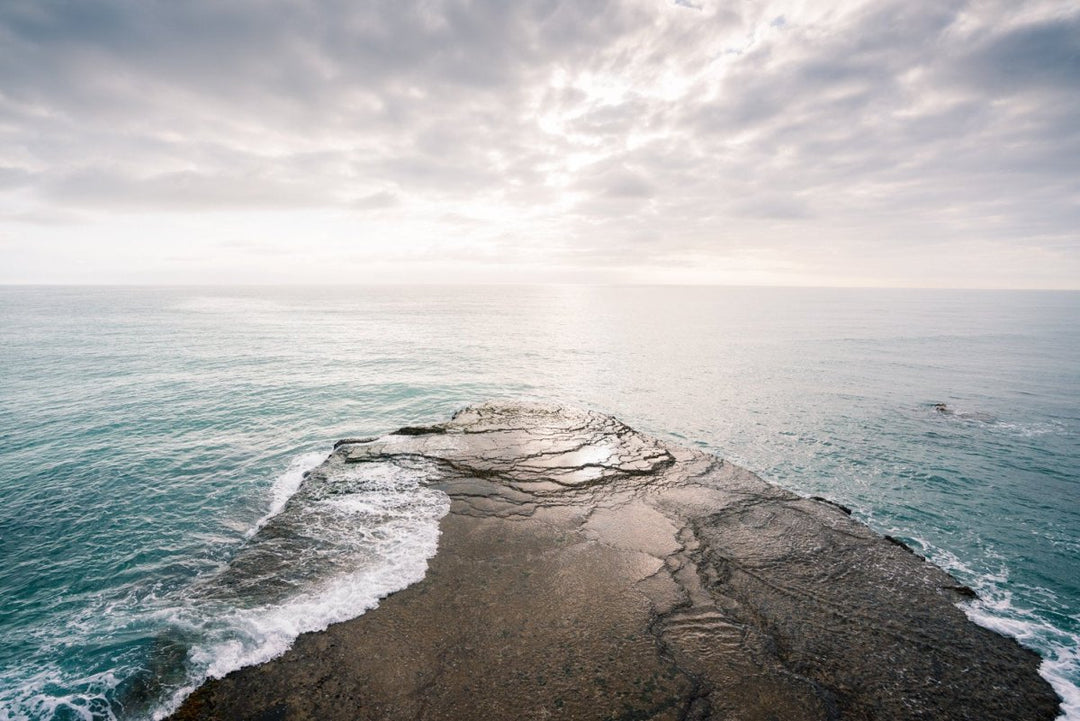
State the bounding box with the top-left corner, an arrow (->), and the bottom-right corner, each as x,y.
0,285 -> 1077,720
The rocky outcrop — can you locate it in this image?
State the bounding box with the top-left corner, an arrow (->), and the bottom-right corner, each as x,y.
171,402 -> 1060,721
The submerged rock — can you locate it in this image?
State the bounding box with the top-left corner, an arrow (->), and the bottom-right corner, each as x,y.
171,402 -> 1060,721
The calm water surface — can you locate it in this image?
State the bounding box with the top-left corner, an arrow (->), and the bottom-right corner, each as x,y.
1,286 -> 1077,719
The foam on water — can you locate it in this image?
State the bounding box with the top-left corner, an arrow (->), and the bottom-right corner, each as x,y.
904,538 -> 1080,721
149,456 -> 451,719
0,652 -> 133,721
245,451 -> 325,538
963,598 -> 1080,721
0,453 -> 451,721
0,672 -> 115,721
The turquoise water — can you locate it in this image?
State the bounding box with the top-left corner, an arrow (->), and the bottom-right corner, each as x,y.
1,286 -> 1077,719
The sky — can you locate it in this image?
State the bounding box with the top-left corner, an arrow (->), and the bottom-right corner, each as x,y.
0,0 -> 1078,287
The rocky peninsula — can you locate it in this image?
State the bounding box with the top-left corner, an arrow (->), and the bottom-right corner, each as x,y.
171,402 -> 1060,720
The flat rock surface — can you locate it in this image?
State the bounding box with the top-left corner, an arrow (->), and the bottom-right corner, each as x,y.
171,402 -> 1060,721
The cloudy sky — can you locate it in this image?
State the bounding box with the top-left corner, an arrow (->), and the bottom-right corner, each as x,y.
1,0 -> 1077,286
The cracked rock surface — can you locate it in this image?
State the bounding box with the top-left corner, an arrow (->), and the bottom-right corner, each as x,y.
171,402 -> 1060,721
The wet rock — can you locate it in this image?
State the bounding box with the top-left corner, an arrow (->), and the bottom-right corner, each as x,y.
810,495 -> 852,515
952,584 -> 980,599
332,436 -> 378,449
884,534 -> 919,554
171,402 -> 1060,721
391,425 -> 447,436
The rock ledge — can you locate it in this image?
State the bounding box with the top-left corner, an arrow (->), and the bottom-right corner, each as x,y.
171,402 -> 1060,721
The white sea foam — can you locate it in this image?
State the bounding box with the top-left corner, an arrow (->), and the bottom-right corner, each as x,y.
1044,650 -> 1080,721
866,529 -> 1078,720
918,542 -> 1080,721
245,451 -> 325,538
961,600 -> 1080,721
1,453 -> 451,721
151,458 -> 451,720
991,419 -> 1070,438
0,669 -> 122,721
0,452 -> 335,721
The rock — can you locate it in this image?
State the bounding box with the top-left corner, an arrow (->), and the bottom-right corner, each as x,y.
391,425 -> 448,436
952,584 -> 980,599
170,402 -> 1060,721
331,436 -> 378,449
884,534 -> 920,555
810,495 -> 853,515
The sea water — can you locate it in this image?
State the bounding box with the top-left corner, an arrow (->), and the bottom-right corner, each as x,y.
0,285 -> 1077,720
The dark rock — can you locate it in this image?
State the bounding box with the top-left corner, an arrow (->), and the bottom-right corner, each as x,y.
332,436 -> 378,449
810,495 -> 853,515
952,585 -> 979,599
885,534 -> 920,555
391,425 -> 447,436
170,402 -> 1060,721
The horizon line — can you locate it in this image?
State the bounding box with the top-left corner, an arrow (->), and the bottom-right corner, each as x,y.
1,282 -> 1078,292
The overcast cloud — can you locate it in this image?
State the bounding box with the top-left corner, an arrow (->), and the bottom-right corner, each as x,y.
1,0 -> 1077,285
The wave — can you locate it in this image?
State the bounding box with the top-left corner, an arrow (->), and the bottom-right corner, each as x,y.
150,454 -> 451,719
0,451 -> 450,721
245,451 -> 326,539
0,670 -> 123,721
912,541 -> 1080,721
960,595 -> 1080,721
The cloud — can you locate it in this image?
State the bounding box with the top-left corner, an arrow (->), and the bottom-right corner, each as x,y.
0,0 -> 1077,285
0,166 -> 34,189
352,190 -> 400,211
46,168 -> 332,210
953,13 -> 1080,93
